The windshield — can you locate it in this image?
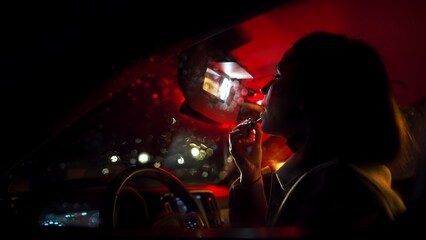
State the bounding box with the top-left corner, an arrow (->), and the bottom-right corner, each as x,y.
13,56 -> 234,188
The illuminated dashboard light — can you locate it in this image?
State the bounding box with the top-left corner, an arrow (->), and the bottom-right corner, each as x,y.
177,156 -> 185,164
42,220 -> 65,227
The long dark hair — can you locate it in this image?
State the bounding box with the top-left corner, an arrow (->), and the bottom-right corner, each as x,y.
283,32 -> 413,167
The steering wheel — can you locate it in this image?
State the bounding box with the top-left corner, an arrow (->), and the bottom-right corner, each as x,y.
99,166 -> 209,229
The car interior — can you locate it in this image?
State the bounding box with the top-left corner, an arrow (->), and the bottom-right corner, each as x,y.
1,0 -> 425,238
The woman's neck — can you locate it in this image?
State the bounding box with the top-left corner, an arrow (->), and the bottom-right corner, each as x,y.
286,130 -> 306,153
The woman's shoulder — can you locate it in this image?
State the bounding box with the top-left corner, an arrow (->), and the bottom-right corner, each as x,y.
295,160 -> 406,219
276,160 -> 406,231
299,160 -> 392,199
301,160 -> 391,189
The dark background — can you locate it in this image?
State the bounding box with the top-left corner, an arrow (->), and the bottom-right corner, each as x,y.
2,0 -> 426,176
0,0 -> 286,174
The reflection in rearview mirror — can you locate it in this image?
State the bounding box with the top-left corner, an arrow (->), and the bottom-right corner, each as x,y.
178,44 -> 254,124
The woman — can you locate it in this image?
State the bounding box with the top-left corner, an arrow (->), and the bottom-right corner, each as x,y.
228,32 -> 412,234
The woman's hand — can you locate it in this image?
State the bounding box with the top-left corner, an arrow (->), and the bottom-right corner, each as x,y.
229,119 -> 263,185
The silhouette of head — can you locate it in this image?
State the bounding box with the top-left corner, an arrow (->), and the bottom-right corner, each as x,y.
263,32 -> 408,165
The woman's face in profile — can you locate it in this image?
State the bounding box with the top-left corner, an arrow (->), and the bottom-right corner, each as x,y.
260,50 -> 305,139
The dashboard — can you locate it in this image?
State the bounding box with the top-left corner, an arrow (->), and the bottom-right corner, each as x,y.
38,188 -> 103,228
38,188 -> 224,228
167,190 -> 224,227
39,210 -> 100,228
